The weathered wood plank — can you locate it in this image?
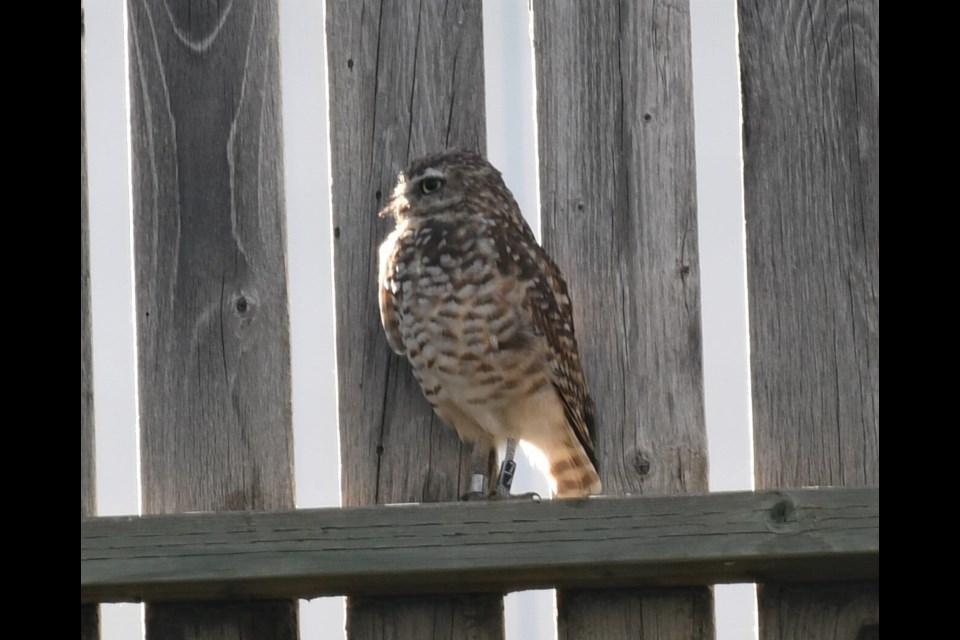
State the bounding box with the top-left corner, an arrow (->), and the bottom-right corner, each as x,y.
558,589 -> 714,640
82,487 -> 880,603
738,0 -> 879,638
758,583 -> 879,640
740,0 -> 879,493
348,596 -> 503,640
80,3 -> 95,528
126,0 -> 295,636
325,1 -> 498,637
144,602 -> 297,640
81,6 -> 99,639
326,0 -> 488,508
533,1 -> 709,637
81,605 -> 98,640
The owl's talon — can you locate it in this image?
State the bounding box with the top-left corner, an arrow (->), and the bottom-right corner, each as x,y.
460,491 -> 491,501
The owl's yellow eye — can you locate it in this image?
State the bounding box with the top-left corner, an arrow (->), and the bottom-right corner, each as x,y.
420,177 -> 443,194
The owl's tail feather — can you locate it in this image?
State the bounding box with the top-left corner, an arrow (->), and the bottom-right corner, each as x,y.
549,442 -> 601,498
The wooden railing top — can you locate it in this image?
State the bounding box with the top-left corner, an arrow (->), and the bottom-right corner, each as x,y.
83,487 -> 878,604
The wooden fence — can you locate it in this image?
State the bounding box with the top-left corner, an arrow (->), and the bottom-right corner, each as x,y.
81,1 -> 879,639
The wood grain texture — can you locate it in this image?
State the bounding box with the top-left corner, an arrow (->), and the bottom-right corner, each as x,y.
81,7 -> 99,639
533,1 -> 709,637
739,0 -> 879,492
325,1 -> 499,638
758,583 -> 879,640
82,488 -> 879,603
326,0 -> 488,508
738,0 -> 879,637
146,602 -> 296,640
128,0 -> 294,515
533,0 -> 706,506
81,606 -> 99,640
81,5 -> 95,524
558,589 -> 713,640
127,0 -> 295,635
348,596 -> 503,640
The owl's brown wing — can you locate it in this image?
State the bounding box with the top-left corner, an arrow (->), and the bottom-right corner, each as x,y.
378,235 -> 407,356
496,223 -> 598,469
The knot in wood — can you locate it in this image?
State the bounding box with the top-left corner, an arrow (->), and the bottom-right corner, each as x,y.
631,449 -> 652,477
232,292 -> 255,318
764,494 -> 800,533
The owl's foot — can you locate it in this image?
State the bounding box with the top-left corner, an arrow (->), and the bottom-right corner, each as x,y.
491,490 -> 541,502
489,452 -> 540,500
459,489 -> 541,502
460,439 -> 540,501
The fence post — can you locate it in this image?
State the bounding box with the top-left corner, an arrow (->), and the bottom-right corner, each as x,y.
126,0 -> 296,636
81,7 -> 99,640
738,0 -> 880,637
533,2 -> 713,638
325,1 -> 502,638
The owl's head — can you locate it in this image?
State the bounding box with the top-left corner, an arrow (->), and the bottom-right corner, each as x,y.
379,149 -> 517,224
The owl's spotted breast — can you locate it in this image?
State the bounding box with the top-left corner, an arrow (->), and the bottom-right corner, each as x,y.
385,217 -> 540,436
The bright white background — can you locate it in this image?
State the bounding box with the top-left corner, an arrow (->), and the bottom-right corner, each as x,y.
84,1 -> 754,637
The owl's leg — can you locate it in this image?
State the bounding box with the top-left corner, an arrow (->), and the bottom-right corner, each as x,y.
492,438 -> 540,500
462,438 -> 540,501
461,441 -> 491,500
494,438 -> 519,497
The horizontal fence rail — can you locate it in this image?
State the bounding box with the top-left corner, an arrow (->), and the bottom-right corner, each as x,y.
83,487 -> 878,603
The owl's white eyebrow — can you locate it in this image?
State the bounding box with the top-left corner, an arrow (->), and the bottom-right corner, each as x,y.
420,167 -> 445,180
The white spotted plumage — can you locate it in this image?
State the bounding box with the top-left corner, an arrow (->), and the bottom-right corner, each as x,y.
378,149 -> 600,497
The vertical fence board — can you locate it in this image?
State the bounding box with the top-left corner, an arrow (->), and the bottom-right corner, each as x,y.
127,0 -> 296,636
739,0 -> 880,491
325,1 -> 500,638
80,7 -> 99,640
348,596 -> 503,640
558,589 -> 713,640
738,0 -> 879,637
533,1 -> 711,638
757,583 -> 879,640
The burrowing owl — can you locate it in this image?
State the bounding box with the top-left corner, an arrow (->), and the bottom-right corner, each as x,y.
378,149 -> 600,498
